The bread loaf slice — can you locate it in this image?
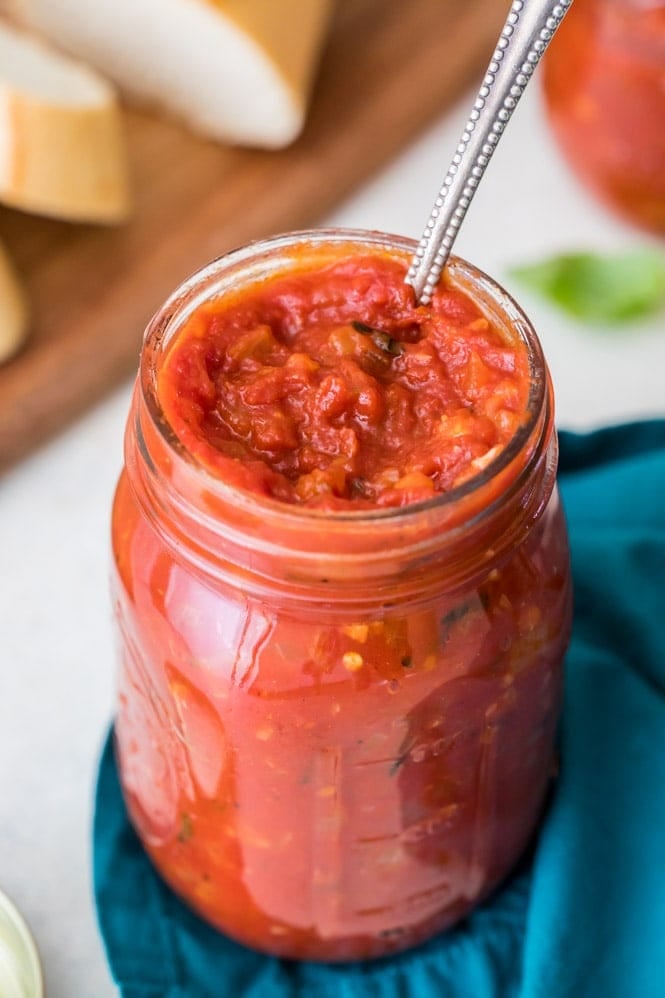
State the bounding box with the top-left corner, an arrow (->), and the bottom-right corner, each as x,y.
6,0 -> 334,148
0,21 -> 130,222
0,240 -> 28,363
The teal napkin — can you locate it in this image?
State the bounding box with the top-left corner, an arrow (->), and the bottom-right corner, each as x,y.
94,420 -> 665,998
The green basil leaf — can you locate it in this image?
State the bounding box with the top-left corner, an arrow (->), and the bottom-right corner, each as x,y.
509,250 -> 665,322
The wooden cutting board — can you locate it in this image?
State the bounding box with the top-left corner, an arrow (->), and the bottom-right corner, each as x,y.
0,0 -> 504,470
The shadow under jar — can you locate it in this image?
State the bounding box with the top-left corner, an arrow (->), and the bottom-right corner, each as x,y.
543,0 -> 665,232
111,229 -> 572,962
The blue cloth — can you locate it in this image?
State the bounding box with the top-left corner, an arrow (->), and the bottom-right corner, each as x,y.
93,421 -> 665,998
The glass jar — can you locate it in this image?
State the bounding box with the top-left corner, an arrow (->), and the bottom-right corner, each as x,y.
543,0 -> 665,232
111,229 -> 572,962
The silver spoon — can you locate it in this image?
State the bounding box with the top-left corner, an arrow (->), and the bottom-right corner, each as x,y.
406,0 -> 574,305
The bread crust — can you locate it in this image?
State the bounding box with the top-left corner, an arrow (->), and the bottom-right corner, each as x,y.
0,88 -> 130,222
0,241 -> 29,364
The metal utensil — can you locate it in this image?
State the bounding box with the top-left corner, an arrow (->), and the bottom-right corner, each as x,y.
406,0 -> 574,304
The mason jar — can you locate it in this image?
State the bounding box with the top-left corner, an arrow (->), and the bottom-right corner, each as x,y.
111,229 -> 572,962
543,0 -> 665,231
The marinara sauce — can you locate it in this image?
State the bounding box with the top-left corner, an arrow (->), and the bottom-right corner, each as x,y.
543,0 -> 665,232
112,230 -> 572,961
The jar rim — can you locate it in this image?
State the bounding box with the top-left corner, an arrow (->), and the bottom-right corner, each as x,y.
138,227 -> 549,532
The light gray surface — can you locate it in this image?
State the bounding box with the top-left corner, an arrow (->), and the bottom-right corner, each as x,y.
1,83 -> 663,997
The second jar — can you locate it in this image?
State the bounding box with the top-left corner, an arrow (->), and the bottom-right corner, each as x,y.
543,0 -> 665,232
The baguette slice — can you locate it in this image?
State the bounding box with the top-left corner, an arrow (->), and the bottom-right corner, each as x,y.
0,240 -> 28,363
4,0 -> 333,148
0,21 -> 130,222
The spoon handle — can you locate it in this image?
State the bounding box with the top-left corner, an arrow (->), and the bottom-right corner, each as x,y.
406,0 -> 573,305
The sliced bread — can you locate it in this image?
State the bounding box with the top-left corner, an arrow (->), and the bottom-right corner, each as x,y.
0,20 -> 130,222
4,0 -> 333,148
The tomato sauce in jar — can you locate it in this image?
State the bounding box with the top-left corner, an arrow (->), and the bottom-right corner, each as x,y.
158,253 -> 530,509
543,0 -> 665,232
112,230 -> 572,961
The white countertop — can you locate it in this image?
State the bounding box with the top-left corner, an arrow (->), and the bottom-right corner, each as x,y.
1,83 -> 663,997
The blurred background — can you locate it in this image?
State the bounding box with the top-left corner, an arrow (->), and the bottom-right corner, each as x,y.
1,0 -> 664,994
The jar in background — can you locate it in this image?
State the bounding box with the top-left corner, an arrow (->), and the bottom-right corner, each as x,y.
111,230 -> 572,962
543,0 -> 665,232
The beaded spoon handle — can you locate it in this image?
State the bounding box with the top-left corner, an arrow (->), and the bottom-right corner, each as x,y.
406,0 -> 574,305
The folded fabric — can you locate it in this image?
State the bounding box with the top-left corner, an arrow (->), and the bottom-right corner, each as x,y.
93,420 -> 665,998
